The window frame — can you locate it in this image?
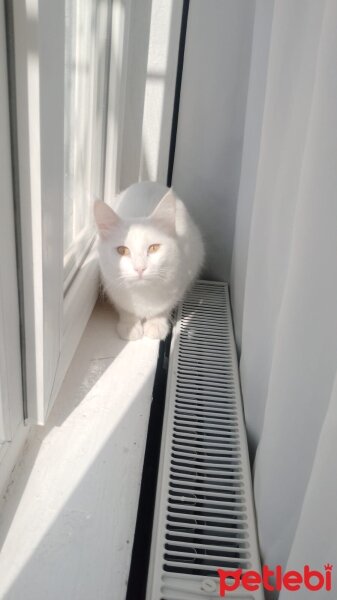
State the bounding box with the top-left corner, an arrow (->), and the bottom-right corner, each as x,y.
0,0 -> 24,445
5,0 -> 132,426
9,0 -> 129,424
11,0 -> 67,424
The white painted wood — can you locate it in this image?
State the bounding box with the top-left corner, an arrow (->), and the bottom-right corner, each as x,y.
11,0 -> 66,422
138,0 -> 183,183
118,0 -> 152,190
119,0 -> 183,189
104,0 -> 132,199
0,423 -> 30,501
172,0 -> 256,281
38,0 -> 65,408
0,303 -> 159,600
11,0 -> 103,424
0,1 -> 24,442
46,246 -> 99,421
11,0 -> 46,423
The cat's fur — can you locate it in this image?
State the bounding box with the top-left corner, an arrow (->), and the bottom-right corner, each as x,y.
94,182 -> 204,340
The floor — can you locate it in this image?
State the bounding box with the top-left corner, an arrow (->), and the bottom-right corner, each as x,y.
0,302 -> 160,600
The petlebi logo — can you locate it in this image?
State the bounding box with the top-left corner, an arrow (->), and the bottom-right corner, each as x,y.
217,563 -> 333,596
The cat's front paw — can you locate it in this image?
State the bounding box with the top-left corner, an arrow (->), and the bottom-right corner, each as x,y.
143,317 -> 169,340
117,320 -> 143,341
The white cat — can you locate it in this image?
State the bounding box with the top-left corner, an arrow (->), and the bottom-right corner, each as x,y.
94,181 -> 204,340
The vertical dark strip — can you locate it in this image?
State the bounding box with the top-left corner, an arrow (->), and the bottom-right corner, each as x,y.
4,0 -> 28,420
126,332 -> 171,600
166,0 -> 190,187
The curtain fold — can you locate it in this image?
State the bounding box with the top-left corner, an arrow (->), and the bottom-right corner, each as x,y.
231,0 -> 337,596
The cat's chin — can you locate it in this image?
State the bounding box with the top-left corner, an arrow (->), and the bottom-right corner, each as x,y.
120,276 -> 147,286
129,277 -> 148,285
128,275 -> 157,285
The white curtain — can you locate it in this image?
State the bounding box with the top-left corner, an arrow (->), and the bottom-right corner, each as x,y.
231,0 -> 337,597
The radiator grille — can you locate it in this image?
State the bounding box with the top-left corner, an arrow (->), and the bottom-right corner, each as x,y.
146,281 -> 263,600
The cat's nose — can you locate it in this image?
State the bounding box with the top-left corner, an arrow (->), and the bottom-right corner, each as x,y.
134,266 -> 146,277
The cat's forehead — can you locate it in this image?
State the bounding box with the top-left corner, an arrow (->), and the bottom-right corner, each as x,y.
114,221 -> 166,247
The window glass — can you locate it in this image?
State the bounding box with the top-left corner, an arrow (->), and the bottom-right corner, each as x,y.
63,0 -> 111,287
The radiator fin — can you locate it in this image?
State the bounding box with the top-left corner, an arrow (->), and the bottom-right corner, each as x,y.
146,281 -> 263,600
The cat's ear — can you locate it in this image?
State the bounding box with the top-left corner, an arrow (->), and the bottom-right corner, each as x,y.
94,200 -> 120,239
150,189 -> 176,234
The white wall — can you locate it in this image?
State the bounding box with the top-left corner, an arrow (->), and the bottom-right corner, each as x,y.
172,0 -> 256,281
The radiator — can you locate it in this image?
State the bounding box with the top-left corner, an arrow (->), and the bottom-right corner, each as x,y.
146,281 -> 263,600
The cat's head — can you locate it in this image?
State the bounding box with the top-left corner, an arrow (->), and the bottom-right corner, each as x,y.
94,189 -> 181,285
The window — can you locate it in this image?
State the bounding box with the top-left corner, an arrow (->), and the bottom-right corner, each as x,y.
63,0 -> 112,291
0,2 -> 23,446
7,0 -> 117,426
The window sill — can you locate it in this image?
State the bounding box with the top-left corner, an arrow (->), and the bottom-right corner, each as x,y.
40,244 -> 99,424
0,301 -> 160,600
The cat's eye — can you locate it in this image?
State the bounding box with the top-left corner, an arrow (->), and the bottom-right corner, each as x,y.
148,244 -> 160,254
116,246 -> 130,256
